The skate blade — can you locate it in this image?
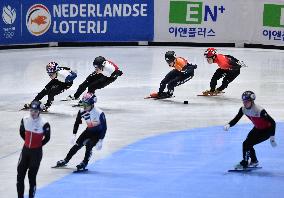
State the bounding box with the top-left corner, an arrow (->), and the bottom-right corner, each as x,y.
60,99 -> 70,102
72,104 -> 83,107
73,168 -> 88,173
228,166 -> 262,172
197,92 -> 225,96
144,96 -> 155,99
51,164 -> 67,169
21,108 -> 49,113
145,96 -> 175,100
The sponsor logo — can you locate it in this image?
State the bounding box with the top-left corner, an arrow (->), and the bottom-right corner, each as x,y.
27,3 -> 149,36
263,4 -> 284,28
2,5 -> 16,25
26,4 -> 51,36
2,5 -> 16,39
169,1 -> 225,24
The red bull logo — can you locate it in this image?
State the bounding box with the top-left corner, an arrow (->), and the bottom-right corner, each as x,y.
26,4 -> 51,36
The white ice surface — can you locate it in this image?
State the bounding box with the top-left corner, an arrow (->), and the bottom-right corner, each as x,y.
0,46 -> 283,197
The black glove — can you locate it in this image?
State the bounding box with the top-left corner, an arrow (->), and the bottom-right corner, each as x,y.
182,64 -> 197,74
111,70 -> 123,78
189,64 -> 197,69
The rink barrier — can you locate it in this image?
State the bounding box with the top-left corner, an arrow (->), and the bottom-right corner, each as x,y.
0,1 -> 154,45
1,42 -> 284,51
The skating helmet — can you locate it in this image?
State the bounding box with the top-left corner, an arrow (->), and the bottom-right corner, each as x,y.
46,62 -> 59,74
93,56 -> 106,69
30,100 -> 42,111
81,92 -> 97,106
165,51 -> 176,64
242,91 -> 256,101
204,48 -> 217,58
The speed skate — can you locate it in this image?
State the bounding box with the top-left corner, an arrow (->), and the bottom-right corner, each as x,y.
228,166 -> 262,173
144,92 -> 174,100
20,107 -> 49,114
51,165 -> 88,173
197,91 -> 225,97
73,168 -> 88,173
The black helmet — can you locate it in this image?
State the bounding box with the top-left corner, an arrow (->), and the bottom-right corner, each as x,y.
93,56 -> 106,69
242,91 -> 255,101
30,100 -> 42,111
165,51 -> 176,64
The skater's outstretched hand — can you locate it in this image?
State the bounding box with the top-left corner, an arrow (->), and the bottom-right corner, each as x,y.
270,136 -> 277,147
224,124 -> 230,131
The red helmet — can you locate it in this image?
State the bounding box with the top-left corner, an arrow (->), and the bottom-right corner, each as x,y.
204,48 -> 217,58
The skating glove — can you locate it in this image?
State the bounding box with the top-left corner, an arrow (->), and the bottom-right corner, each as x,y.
270,136 -> 277,147
224,124 -> 231,131
70,134 -> 76,145
224,124 -> 230,131
24,103 -> 30,109
111,70 -> 123,78
95,139 -> 103,150
65,71 -> 77,83
41,104 -> 47,111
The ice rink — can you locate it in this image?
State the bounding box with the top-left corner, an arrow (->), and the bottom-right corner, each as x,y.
0,46 -> 284,198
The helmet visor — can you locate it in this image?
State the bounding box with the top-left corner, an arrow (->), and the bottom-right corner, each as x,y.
82,102 -> 92,108
48,72 -> 55,76
204,54 -> 215,58
30,109 -> 40,118
30,109 -> 40,113
166,58 -> 175,65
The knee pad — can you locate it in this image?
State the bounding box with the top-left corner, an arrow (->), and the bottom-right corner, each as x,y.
85,139 -> 95,149
82,139 -> 91,146
74,143 -> 83,149
221,77 -> 230,85
167,83 -> 175,92
83,139 -> 95,148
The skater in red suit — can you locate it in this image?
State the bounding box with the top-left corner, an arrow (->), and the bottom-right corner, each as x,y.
17,100 -> 50,198
203,48 -> 244,95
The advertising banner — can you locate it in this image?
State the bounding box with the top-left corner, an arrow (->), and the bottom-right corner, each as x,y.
1,0 -> 284,46
0,0 -> 154,45
249,1 -> 284,46
154,0 -> 247,43
154,0 -> 284,46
